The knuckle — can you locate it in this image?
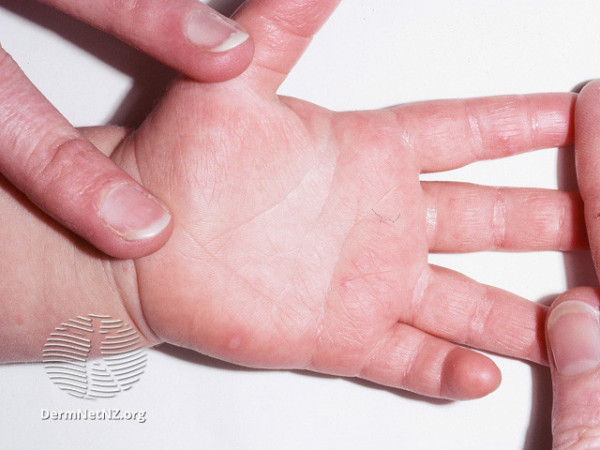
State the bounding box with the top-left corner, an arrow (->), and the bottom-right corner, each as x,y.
25,137 -> 77,180
104,0 -> 149,22
463,100 -> 485,160
465,284 -> 495,345
31,137 -> 105,199
110,0 -> 142,14
491,187 -> 508,249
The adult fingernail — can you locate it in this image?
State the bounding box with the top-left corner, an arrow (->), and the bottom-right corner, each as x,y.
547,300 -> 600,377
185,11 -> 249,52
99,184 -> 171,241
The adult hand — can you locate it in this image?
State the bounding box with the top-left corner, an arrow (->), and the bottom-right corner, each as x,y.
37,0 -> 253,81
0,0 -> 252,258
546,81 -> 600,449
546,289 -> 600,449
2,0 -> 586,401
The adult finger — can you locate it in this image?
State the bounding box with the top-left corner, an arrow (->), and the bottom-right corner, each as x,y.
546,288 -> 600,449
38,0 -> 253,82
234,0 -> 341,94
574,80 -> 600,271
377,93 -> 575,173
423,182 -> 587,253
0,48 -> 172,258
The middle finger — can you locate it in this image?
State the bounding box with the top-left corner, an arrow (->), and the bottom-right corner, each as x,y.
423,181 -> 586,253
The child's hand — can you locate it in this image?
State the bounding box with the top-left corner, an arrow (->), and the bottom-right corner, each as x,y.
104,0 -> 582,399
0,0 -> 583,401
0,0 -> 252,258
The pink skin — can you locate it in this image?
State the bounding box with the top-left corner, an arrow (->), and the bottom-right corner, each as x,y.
0,0 -> 587,401
0,0 -> 252,259
36,0 -> 254,82
546,81 -> 600,448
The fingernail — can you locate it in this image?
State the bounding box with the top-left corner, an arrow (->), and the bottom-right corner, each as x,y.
99,184 -> 171,241
185,11 -> 249,52
547,300 -> 600,376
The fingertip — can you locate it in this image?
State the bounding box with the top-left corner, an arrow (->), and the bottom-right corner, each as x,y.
574,79 -> 600,131
186,36 -> 254,83
577,79 -> 600,98
441,348 -> 502,400
79,181 -> 173,260
99,182 -> 169,243
547,287 -> 600,329
89,214 -> 173,260
0,43 -> 172,261
184,10 -> 249,53
546,289 -> 600,378
53,0 -> 256,84
174,5 -> 254,83
36,141 -> 174,259
77,127 -> 174,258
546,289 -> 600,448
574,79 -> 600,129
96,218 -> 174,260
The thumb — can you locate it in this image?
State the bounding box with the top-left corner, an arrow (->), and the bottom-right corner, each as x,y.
547,287 -> 600,449
0,47 -> 172,258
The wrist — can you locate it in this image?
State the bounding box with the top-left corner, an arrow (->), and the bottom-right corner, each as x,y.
0,176 -> 158,363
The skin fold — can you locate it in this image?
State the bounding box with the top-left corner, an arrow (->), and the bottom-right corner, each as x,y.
0,0 -> 587,401
0,0 -> 253,259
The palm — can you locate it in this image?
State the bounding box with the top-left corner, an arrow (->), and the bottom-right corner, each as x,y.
105,1 -> 581,399
120,79 -> 428,362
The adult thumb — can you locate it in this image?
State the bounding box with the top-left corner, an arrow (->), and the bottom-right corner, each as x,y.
547,287 -> 600,449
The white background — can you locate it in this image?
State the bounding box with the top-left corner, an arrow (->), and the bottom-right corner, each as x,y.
1,0 -> 599,448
